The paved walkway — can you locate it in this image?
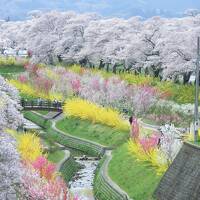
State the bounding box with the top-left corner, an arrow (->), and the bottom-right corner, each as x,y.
55,143 -> 70,171
23,118 -> 41,129
45,111 -> 61,119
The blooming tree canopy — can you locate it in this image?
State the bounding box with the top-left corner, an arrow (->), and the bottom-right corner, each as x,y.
0,75 -> 24,199
0,11 -> 200,81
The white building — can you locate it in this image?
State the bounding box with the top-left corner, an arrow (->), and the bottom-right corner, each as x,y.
18,49 -> 28,57
3,48 -> 17,56
3,48 -> 28,57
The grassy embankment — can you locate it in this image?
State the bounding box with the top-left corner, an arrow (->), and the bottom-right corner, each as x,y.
24,110 -> 161,199
0,64 -> 25,74
56,116 -> 161,199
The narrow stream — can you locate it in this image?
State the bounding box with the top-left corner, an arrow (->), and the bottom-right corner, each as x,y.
69,158 -> 99,200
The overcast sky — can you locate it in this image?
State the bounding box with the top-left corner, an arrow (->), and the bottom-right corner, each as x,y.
0,0 -> 200,20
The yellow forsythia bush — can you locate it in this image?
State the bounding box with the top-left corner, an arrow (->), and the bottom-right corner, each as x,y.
0,56 -> 16,66
69,64 -> 83,74
128,140 -> 168,174
6,130 -> 43,162
9,79 -> 63,101
63,98 -> 129,131
17,133 -> 43,162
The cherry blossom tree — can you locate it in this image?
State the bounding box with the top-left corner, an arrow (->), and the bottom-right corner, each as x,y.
0,75 -> 24,199
1,11 -> 200,80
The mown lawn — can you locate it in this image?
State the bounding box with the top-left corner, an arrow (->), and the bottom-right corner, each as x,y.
108,143 -> 161,200
48,150 -> 65,163
56,117 -> 129,148
0,64 -> 25,74
35,110 -> 49,115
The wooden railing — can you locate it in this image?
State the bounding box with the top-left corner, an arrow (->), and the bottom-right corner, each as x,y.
21,99 -> 63,111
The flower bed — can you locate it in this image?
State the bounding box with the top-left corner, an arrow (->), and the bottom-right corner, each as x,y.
6,130 -> 77,199
9,63 -> 194,126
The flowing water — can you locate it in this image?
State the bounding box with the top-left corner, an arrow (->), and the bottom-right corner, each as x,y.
69,158 -> 99,200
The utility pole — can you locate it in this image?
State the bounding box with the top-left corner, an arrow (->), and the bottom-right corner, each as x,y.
194,37 -> 200,143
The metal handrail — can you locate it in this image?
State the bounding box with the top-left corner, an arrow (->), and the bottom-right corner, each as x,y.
21,99 -> 64,111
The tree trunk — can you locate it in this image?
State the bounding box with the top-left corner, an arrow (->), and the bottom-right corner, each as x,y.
173,75 -> 179,84
48,54 -> 54,65
89,62 -> 94,68
112,63 -> 117,74
106,63 -> 110,72
154,68 -> 161,78
145,67 -> 149,75
183,72 -> 192,84
99,59 -> 104,69
57,55 -> 62,63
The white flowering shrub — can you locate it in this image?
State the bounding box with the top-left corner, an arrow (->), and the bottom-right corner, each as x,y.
0,132 -> 23,199
0,76 -> 24,130
0,75 -> 24,199
160,124 -> 183,162
0,76 -> 20,102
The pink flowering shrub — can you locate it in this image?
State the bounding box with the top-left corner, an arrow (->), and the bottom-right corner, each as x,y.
32,156 -> 56,180
130,118 -> 182,167
17,64 -> 161,115
18,74 -> 28,83
71,79 -> 81,93
22,163 -> 68,200
130,118 -> 160,152
24,63 -> 39,75
139,132 -> 160,153
130,117 -> 140,141
34,76 -> 53,94
129,118 -> 169,173
130,85 -> 159,115
20,146 -> 76,199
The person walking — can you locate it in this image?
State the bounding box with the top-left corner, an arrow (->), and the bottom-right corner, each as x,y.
129,116 -> 140,141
